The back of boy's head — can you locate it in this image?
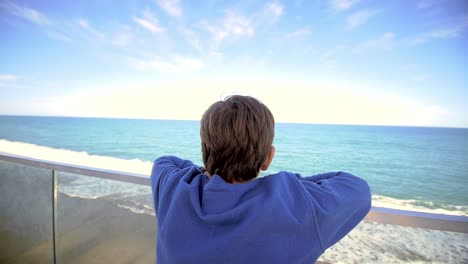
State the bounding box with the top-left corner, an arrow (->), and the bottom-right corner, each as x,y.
200,95 -> 275,183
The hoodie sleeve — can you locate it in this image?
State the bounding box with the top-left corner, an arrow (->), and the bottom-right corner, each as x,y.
299,172 -> 371,250
150,156 -> 199,214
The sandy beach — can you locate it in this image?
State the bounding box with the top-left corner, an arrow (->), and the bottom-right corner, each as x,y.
318,219 -> 467,263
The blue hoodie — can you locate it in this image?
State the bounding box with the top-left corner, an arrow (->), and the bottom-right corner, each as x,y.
151,156 -> 371,264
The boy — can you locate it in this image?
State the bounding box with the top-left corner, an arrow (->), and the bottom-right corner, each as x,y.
151,95 -> 371,264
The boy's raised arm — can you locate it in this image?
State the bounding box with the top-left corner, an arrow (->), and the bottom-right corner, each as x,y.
299,172 -> 371,251
151,156 -> 199,213
154,155 -> 197,170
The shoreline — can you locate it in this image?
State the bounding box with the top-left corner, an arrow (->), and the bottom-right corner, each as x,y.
319,219 -> 467,263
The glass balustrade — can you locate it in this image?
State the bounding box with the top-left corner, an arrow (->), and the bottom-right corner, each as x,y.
55,171 -> 155,264
0,159 -> 54,264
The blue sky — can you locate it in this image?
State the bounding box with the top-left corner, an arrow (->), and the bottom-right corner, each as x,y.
1,0 -> 467,127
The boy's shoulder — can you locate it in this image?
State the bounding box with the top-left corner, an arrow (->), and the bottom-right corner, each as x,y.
261,171 -> 301,182
256,171 -> 306,192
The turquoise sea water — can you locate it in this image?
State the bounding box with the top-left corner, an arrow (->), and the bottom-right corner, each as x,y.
0,115 -> 467,214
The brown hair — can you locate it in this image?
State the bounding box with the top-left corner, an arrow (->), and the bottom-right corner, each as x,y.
200,95 -> 275,183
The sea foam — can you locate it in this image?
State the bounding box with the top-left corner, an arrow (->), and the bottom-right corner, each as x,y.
372,195 -> 468,216
0,139 -> 153,175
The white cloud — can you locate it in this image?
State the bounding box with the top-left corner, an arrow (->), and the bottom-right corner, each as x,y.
286,28 -> 311,39
75,19 -> 104,41
319,45 -> 346,68
203,12 -> 254,47
346,9 -> 379,30
46,28 -> 72,42
356,32 -> 395,51
203,2 -> 283,49
75,19 -> 132,47
265,2 -> 283,17
112,31 -> 132,47
179,27 -> 203,53
178,27 -> 226,62
134,11 -> 165,33
221,14 -> 254,39
0,74 -> 18,88
77,19 -> 90,29
411,17 -> 468,45
130,55 -> 204,73
0,75 -> 17,81
253,2 -> 284,27
430,18 -> 468,39
0,1 -> 73,42
429,28 -> 459,38
331,0 -> 359,11
0,1 -> 52,26
156,0 -> 182,17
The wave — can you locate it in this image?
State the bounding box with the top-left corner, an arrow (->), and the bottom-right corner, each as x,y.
0,139 -> 153,175
1,139 -> 467,216
372,195 -> 467,216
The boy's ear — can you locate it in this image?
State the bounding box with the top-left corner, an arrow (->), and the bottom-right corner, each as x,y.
260,146 -> 275,171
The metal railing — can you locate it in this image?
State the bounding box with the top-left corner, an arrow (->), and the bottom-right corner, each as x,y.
1,152 -> 467,234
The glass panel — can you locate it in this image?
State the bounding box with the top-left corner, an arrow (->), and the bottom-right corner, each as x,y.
0,160 -> 54,264
56,171 -> 156,264
318,220 -> 468,263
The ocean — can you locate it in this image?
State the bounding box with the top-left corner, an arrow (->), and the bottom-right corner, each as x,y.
0,115 -> 467,216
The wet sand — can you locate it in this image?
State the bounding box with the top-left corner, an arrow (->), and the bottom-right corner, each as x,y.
318,220 -> 468,263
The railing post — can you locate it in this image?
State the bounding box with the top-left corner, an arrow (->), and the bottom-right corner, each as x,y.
52,169 -> 57,264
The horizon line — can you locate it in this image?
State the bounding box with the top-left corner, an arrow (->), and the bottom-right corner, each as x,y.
1,114 -> 467,129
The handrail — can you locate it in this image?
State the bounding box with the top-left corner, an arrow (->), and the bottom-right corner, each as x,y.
0,152 -> 149,186
1,152 -> 467,233
366,206 -> 468,233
